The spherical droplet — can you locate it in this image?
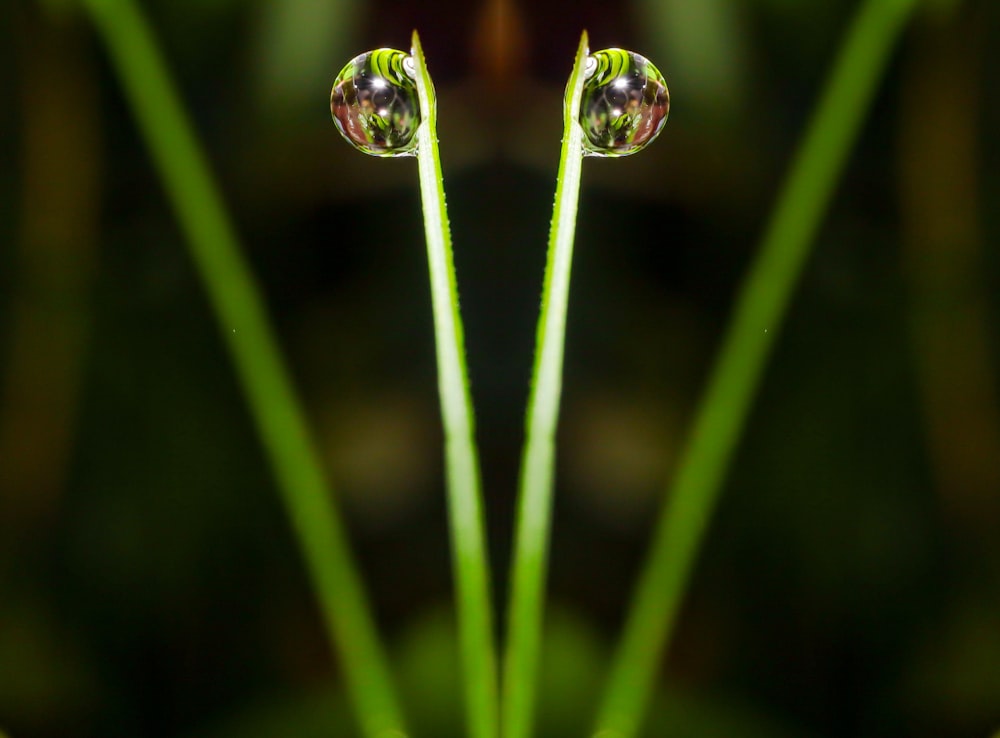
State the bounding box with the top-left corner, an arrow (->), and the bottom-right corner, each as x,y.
330,49 -> 420,157
579,49 -> 670,157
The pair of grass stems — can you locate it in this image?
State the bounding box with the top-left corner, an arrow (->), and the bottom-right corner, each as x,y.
81,0 -> 918,735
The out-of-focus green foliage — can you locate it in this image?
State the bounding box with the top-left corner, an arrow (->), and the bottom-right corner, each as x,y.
252,0 -> 362,113
75,0 -> 409,734
636,0 -> 748,113
594,0 -> 921,735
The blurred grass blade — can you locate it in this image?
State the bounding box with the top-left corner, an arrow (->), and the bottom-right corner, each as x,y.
81,1 -> 407,736
593,0 -> 919,736
410,30 -> 499,738
502,30 -> 589,738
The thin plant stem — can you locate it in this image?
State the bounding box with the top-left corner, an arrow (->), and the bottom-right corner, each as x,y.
81,1 -> 407,736
410,31 -> 499,738
592,0 -> 919,736
502,31 -> 590,738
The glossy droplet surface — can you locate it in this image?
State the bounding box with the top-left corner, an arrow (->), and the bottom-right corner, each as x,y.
330,49 -> 420,157
578,49 -> 669,157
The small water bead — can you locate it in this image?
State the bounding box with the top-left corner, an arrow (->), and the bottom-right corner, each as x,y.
330,49 -> 420,157
579,49 -> 670,157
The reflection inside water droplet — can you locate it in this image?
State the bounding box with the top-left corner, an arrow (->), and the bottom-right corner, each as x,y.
330,49 -> 420,157
578,49 -> 670,157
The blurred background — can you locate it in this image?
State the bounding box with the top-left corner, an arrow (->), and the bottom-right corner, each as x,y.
1,0 -> 999,736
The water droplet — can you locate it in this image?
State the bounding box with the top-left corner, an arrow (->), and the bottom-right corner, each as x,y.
330,49 -> 420,157
578,49 -> 669,157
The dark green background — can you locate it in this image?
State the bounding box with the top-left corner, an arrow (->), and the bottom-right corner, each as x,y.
1,0 -> 998,736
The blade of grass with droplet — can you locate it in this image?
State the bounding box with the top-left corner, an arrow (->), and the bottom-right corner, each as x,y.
592,1 -> 919,736
502,30 -> 590,738
410,31 -> 499,738
81,1 -> 407,736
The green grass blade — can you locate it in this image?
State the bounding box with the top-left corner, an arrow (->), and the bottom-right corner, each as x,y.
410,31 -> 499,738
81,1 -> 408,736
592,1 -> 919,736
502,30 -> 590,738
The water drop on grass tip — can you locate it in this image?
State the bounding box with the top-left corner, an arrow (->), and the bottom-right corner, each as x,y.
579,49 -> 670,157
330,49 -> 420,157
